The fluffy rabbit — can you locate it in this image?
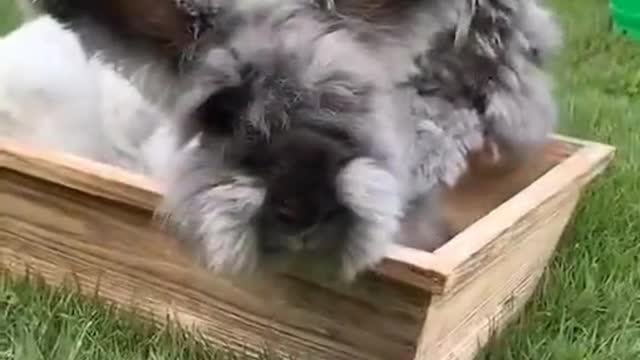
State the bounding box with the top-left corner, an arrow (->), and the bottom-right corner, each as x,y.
18,0 -> 562,282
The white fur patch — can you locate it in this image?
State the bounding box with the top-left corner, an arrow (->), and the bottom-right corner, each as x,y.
0,15 -> 173,174
336,157 -> 402,280
0,16 -> 105,159
160,174 -> 266,276
197,179 -> 265,274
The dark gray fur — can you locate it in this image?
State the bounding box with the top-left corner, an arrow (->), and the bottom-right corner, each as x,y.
402,0 -> 561,162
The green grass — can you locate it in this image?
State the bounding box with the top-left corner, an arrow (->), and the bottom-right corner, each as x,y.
480,0 -> 640,358
0,276 -> 245,360
1,0 -> 640,358
0,1 -> 21,35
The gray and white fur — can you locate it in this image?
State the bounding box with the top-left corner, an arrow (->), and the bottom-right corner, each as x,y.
0,16 -> 173,174
327,0 -> 562,168
14,0 -> 562,280
149,2 -> 418,281
12,2 -> 419,282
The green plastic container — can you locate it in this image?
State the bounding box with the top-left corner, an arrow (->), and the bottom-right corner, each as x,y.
610,0 -> 640,41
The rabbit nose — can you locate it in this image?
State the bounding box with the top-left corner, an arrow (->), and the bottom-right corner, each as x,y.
275,203 -> 300,225
270,197 -> 317,230
274,198 -> 306,222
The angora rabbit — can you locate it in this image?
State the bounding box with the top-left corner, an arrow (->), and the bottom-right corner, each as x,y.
23,0 -> 456,282
323,0 -> 563,168
22,0 -> 562,281
317,0 -> 563,247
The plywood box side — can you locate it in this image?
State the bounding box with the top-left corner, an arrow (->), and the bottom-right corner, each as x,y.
414,188 -> 583,360
434,140 -> 615,294
551,133 -> 616,151
0,170 -> 429,360
0,136 -> 615,294
376,246 -> 449,294
0,139 -> 446,292
411,137 -> 615,360
0,134 -> 616,360
0,139 -> 161,210
0,135 -> 607,215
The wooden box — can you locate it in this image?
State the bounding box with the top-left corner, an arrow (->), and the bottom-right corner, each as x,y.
0,135 -> 614,360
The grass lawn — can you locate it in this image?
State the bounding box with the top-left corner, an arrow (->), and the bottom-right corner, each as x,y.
0,1 -> 20,35
1,0 -> 639,359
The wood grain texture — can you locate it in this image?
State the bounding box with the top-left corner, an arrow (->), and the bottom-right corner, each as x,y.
0,135 -> 614,360
440,140 -> 570,238
412,137 -> 614,360
0,140 -> 160,210
0,169 -> 427,360
435,137 -> 615,293
414,184 -> 581,360
0,139 -> 448,293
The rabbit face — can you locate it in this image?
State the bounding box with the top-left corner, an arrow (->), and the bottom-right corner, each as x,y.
156,3 -> 404,282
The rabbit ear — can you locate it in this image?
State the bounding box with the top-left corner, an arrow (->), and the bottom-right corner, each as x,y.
31,0 -> 197,59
